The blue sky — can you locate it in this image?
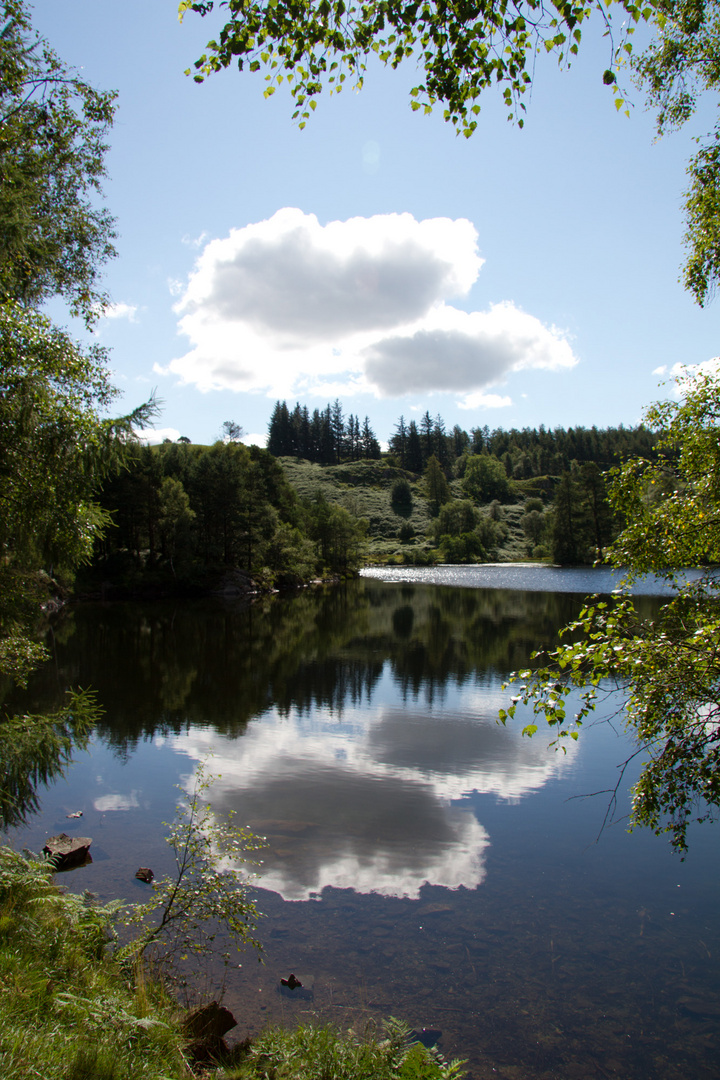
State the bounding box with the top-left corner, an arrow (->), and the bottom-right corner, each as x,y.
36,1 -> 717,447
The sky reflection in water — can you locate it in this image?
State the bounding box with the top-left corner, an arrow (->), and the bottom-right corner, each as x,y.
171,680 -> 578,900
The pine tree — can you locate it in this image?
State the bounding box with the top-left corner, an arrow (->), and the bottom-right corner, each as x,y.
424,454 -> 450,515
361,416 -> 381,459
266,401 -> 291,456
406,421 -> 423,473
330,399 -> 344,464
389,415 -> 408,466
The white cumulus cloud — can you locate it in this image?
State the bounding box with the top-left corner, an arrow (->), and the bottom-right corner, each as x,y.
241,432 -> 268,448
363,302 -> 575,397
102,301 -> 138,322
163,208 -> 577,402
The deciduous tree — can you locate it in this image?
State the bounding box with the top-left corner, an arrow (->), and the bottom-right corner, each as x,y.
180,0 -> 638,134
502,370 -> 720,851
0,2 -> 152,825
221,419 -> 244,442
462,453 -> 510,504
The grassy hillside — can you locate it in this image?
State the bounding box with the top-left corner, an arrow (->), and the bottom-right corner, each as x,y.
278,457 -> 546,564
278,457 -> 433,562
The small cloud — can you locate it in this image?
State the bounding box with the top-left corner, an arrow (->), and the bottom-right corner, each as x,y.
303,376 -> 367,399
667,357 -> 720,397
653,365 -> 667,376
136,426 -> 181,444
181,231 -> 209,248
457,391 -> 513,410
103,302 -> 138,322
94,792 -> 139,812
241,432 -> 268,447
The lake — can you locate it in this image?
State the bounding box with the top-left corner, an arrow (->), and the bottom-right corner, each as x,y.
5,566 -> 720,1079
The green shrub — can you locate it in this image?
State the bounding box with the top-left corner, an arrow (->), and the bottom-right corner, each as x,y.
462,455 -> 509,503
437,532 -> 486,563
524,497 -> 544,513
391,478 -> 413,508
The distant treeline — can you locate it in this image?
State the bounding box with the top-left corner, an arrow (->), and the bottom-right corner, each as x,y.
267,399 -> 659,478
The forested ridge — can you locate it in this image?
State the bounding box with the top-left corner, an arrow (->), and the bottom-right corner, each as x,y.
268,397 -> 658,475
86,401 -> 662,591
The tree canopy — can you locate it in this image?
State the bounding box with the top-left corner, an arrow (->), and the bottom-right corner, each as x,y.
0,1 -> 153,825
0,0 -> 117,324
180,0 -> 720,305
635,0 -> 720,304
502,370 -> 720,852
180,0 -> 640,133
0,304 -> 155,584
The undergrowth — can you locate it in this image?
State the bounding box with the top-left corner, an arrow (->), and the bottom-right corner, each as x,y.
218,1018 -> 466,1080
0,847 -> 190,1080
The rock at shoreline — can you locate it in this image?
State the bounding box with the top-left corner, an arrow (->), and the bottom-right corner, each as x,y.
182,1001 -> 238,1064
43,833 -> 92,870
183,1001 -> 237,1040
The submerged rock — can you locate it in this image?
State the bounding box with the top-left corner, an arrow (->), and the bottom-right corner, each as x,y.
411,1028 -> 442,1048
278,972 -> 314,1000
43,833 -> 92,870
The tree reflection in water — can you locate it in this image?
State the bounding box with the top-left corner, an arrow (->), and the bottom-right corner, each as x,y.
4,575 -> 720,1080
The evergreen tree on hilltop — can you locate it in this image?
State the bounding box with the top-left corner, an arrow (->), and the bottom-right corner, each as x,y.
267,401 -> 291,456
389,415 -> 408,467
361,416 -> 381,459
330,399 -> 344,464
406,421 -> 423,473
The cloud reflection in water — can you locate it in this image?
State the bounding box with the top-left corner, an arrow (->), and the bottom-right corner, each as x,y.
171,693 -> 576,901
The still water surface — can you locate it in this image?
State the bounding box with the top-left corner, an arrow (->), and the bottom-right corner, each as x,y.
7,566 -> 720,1078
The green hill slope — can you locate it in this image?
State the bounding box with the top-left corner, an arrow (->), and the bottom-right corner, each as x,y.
277,457 -> 539,564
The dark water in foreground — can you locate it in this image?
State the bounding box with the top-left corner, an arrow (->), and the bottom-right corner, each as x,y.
6,567 -> 720,1079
